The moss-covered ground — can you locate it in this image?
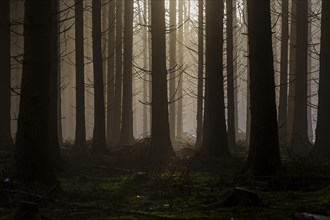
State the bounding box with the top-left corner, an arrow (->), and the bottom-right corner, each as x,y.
0,144 -> 330,219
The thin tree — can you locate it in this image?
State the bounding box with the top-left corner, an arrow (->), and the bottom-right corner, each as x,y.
196,0 -> 204,147
150,0 -> 175,163
314,0 -> 330,161
244,0 -> 281,175
119,0 -> 135,145
226,0 -> 236,148
113,0 -> 123,143
92,0 -> 107,152
291,0 -> 311,153
0,0 -> 13,149
177,0 -> 184,140
278,0 -> 289,146
107,0 -> 116,145
200,0 -> 230,157
73,0 -> 87,151
15,0 -> 57,185
169,0 -> 176,142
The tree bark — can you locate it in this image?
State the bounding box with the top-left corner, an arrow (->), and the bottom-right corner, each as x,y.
73,0 -> 87,150
119,0 -> 135,145
0,0 -> 13,149
169,0 -> 176,142
278,0 -> 289,146
150,0 -> 175,163
177,0 -> 184,140
244,0 -> 281,175
314,0 -> 330,160
92,0 -> 107,152
201,0 -> 230,158
15,0 -> 57,185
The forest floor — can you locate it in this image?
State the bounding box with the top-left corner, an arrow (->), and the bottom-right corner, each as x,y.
0,140 -> 330,219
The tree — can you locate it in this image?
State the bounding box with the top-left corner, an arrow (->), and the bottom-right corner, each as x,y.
0,0 -> 13,149
244,0 -> 281,175
278,0 -> 289,146
169,0 -> 177,142
291,0 -> 311,153
314,0 -> 330,160
119,0 -> 135,145
73,0 -> 87,151
114,0 -> 123,144
195,0 -> 204,147
150,0 -> 175,163
92,0 -> 107,152
107,0 -> 116,145
15,0 -> 57,185
226,0 -> 236,148
200,0 -> 230,157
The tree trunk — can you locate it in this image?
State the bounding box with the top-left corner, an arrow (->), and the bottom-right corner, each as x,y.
92,0 -> 107,153
227,0 -> 236,148
169,0 -> 176,142
314,0 -> 330,160
73,0 -> 87,151
119,0 -> 135,145
114,0 -> 123,144
107,0 -> 116,145
142,0 -> 149,137
278,0 -> 289,146
195,0 -> 204,147
291,0 -> 311,153
0,0 -> 13,149
150,0 -> 174,163
287,0 -> 297,145
176,0 -> 184,140
201,0 -> 230,158
244,0 -> 281,175
15,0 -> 57,185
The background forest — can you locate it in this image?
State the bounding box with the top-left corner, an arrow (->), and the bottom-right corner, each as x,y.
0,0 -> 330,219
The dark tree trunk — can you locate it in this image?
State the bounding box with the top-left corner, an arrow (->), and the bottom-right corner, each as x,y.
92,0 -> 107,152
169,0 -> 176,142
244,0 -> 281,176
107,0 -> 116,145
15,0 -> 57,185
287,0 -> 297,145
49,0 -> 62,169
73,0 -> 87,151
314,0 -> 330,160
196,0 -> 204,147
226,0 -> 236,148
142,1 -> 149,137
278,0 -> 289,146
114,0 -> 123,144
291,0 -> 311,153
201,0 -> 230,157
119,0 -> 135,145
150,0 -> 174,163
0,0 -> 13,149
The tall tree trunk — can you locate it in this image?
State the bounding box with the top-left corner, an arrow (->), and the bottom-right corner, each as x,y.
307,0 -> 313,142
176,0 -> 184,140
278,0 -> 289,146
73,0 -> 87,151
150,0 -> 174,163
0,0 -> 13,149
92,0 -> 107,152
119,0 -> 135,145
196,0 -> 204,147
227,0 -> 236,148
244,0 -> 281,175
233,0 -> 239,141
15,0 -> 57,185
291,0 -> 311,153
169,0 -> 176,142
114,0 -> 123,144
49,0 -> 62,169
142,0 -> 148,137
201,0 -> 230,157
314,0 -> 330,160
107,0 -> 116,145
287,0 -> 297,145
